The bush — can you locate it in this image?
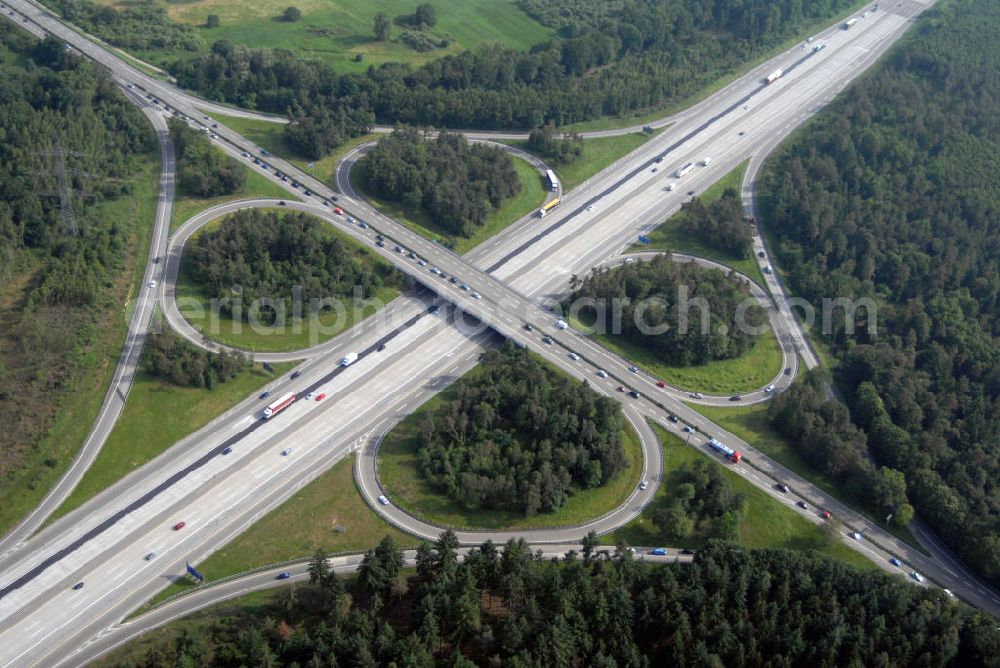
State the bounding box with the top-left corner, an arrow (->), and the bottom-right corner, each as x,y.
283,6 -> 301,22
206,14 -> 220,28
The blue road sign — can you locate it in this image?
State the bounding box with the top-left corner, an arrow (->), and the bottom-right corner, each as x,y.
186,561 -> 205,583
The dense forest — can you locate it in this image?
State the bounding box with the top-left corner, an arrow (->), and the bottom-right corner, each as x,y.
526,123 -> 584,165
107,536 -> 1000,667
679,190 -> 753,259
168,118 -> 245,198
357,128 -> 521,238
143,330 -> 247,389
159,0 -> 857,156
769,371 -> 915,528
653,458 -> 747,541
45,0 -> 200,53
0,28 -> 156,488
759,0 -> 1000,582
414,345 -> 625,516
188,210 -> 402,324
568,255 -> 766,365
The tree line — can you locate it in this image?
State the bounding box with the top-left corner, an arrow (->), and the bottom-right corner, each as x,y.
45,0 -> 201,53
414,344 -> 626,516
144,330 -> 248,389
161,0 -> 859,157
188,209 -> 402,324
357,127 -> 521,238
679,189 -> 753,259
526,122 -> 584,164
168,118 -> 245,198
569,254 -> 766,366
109,535 -> 1000,667
0,27 -> 156,487
759,0 -> 1000,583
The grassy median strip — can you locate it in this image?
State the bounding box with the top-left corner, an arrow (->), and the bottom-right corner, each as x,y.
48,362 -> 293,523
605,425 -> 878,571
691,402 -> 927,553
143,455 -> 414,607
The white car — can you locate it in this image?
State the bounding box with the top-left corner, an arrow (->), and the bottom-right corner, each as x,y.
665,183 -> 676,192
910,571 -> 924,583
378,495 -> 390,505
555,319 -> 568,329
639,480 -> 648,490
568,353 -> 580,361
471,292 -> 482,299
596,370 -> 608,378
851,532 -> 864,541
306,392 -> 316,400
764,385 -> 775,393
701,156 -> 712,166
281,448 -> 292,456
148,280 -> 156,289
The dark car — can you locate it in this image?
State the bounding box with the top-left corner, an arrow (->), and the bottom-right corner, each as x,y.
775,484 -> 790,493
276,572 -> 292,580
687,190 -> 695,195
668,414 -> 679,422
222,446 -> 233,455
796,500 -> 808,509
212,123 -> 218,128
377,343 -> 386,351
729,395 -> 742,401
784,367 -> 792,375
757,251 -> 765,258
72,582 -> 85,590
260,391 -> 271,400
523,323 -> 533,331
542,336 -> 553,345
629,390 -> 640,399
291,370 -> 302,379
680,548 -> 695,555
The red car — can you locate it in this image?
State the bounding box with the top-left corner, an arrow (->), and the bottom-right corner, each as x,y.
617,386 -> 626,392
657,380 -> 667,388
334,207 -> 344,215
173,521 -> 186,531
315,393 -> 326,401
820,510 -> 832,520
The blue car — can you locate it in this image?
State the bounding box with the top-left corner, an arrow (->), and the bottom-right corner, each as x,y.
889,557 -> 902,568
651,548 -> 667,556
260,391 -> 271,400
276,572 -> 291,580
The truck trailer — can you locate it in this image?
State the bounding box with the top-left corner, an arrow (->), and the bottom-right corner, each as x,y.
340,352 -> 359,367
707,437 -> 743,463
765,68 -> 783,84
843,17 -> 858,29
675,163 -> 695,178
263,392 -> 296,419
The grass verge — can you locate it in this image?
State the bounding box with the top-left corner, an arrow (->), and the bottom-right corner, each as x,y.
504,132 -> 653,194
171,165 -> 294,233
574,314 -> 782,395
174,212 -> 401,353
203,111 -> 380,188
49,363 -> 291,523
630,161 -> 766,286
0,156 -> 160,537
354,157 -> 546,255
142,455 -> 414,607
604,425 -> 877,571
690,401 -> 927,552
377,372 -> 644,531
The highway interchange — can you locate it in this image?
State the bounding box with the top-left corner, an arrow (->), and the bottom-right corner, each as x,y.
2,0 -> 998,665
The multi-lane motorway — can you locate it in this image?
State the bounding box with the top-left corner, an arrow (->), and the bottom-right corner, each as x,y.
4,0 -> 1000,665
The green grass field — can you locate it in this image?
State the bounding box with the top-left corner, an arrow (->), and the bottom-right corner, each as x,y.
175,213 -> 401,352
0,156 -> 161,538
355,156 -> 547,255
573,314 -> 783,395
171,165 -> 294,233
690,401 -> 926,552
144,455 -> 414,606
377,368 -> 644,530
49,362 -> 292,522
505,132 -> 653,194
605,425 -> 877,571
118,0 -> 553,74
